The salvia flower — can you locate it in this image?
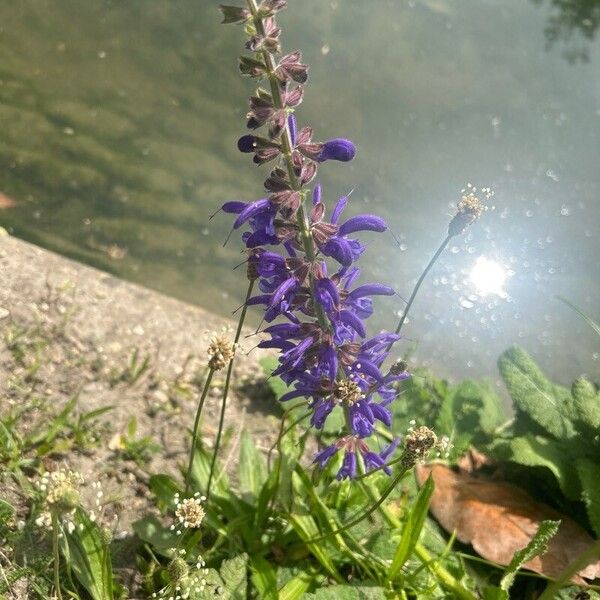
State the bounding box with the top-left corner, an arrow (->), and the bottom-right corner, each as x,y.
217,0 -> 409,478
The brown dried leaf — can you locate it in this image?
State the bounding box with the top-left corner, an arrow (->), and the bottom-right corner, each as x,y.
416,463 -> 600,583
0,192 -> 17,209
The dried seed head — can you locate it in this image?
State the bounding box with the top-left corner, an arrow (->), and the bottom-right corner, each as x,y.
333,379 -> 363,406
207,333 -> 235,371
402,426 -> 438,468
448,185 -> 491,236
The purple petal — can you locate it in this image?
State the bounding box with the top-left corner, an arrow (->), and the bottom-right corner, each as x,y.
288,115 -> 297,147
339,215 -> 387,236
370,403 -> 392,427
312,183 -> 322,205
336,450 -> 357,479
233,198 -> 271,229
339,310 -> 366,338
347,284 -> 395,300
322,238 -> 353,266
317,138 -> 356,162
314,444 -> 338,469
331,196 -> 348,224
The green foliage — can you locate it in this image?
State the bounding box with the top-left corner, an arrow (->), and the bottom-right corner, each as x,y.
492,347 -> 600,535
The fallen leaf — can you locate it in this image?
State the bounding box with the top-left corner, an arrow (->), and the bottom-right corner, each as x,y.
456,446 -> 494,474
416,463 -> 600,583
0,192 -> 17,209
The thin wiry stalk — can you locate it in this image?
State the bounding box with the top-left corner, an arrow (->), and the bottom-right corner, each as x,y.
206,279 -> 255,499
185,367 -> 215,494
387,233 -> 452,351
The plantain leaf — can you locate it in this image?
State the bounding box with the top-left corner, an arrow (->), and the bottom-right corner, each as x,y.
238,429 -> 267,500
64,508 -> 114,600
576,458 -> 600,537
498,347 -> 574,440
250,555 -> 278,600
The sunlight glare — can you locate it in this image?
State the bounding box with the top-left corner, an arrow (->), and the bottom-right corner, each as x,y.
469,256 -> 507,297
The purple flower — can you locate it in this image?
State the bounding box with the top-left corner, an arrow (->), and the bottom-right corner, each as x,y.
337,450 -> 357,480
317,139 -> 356,162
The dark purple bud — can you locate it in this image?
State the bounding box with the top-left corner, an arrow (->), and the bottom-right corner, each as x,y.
339,215 -> 387,236
237,135 -> 256,153
219,4 -> 251,24
317,139 -> 356,162
222,201 -> 246,214
288,114 -> 297,146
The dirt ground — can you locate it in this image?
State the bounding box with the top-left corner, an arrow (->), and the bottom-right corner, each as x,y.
0,232 -> 282,551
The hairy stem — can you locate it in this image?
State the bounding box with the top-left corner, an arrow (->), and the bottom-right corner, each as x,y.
51,512 -> 63,600
387,234 -> 451,351
206,279 -> 255,499
185,367 -> 215,494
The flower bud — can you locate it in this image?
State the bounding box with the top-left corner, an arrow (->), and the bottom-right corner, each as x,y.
317,139 -> 356,162
168,557 -> 189,582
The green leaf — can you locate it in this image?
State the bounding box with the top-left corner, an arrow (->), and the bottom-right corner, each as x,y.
499,520 -> 560,593
288,513 -> 342,583
571,376 -> 600,433
64,508 -> 114,600
191,445 -> 229,497
576,458 -> 600,537
498,347 -> 574,439
132,515 -> 181,556
148,474 -> 181,511
504,434 -> 581,500
278,569 -> 315,600
304,585 -> 387,599
238,429 -> 267,500
219,553 -> 248,599
250,555 -> 278,600
389,474 -> 434,579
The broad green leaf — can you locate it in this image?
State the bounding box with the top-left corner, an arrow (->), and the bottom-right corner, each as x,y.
220,553 -> 248,599
64,508 -> 114,600
239,429 -> 267,500
571,377 -> 600,433
132,515 -> 181,556
250,555 -> 278,600
191,446 -> 229,497
278,569 -> 315,600
499,520 -> 560,593
149,474 -> 181,510
498,347 -> 574,439
505,435 -> 581,500
576,458 -> 600,537
389,474 -> 434,579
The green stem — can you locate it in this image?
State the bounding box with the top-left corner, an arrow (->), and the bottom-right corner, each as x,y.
206,279 -> 254,499
185,367 -> 215,494
538,539 -> 600,600
51,512 -> 63,600
387,234 -> 451,351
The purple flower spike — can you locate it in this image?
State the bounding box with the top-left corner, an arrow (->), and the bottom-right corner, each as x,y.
237,134 -> 256,153
317,138 -> 356,162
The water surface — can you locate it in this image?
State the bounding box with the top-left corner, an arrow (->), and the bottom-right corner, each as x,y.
1,0 -> 598,384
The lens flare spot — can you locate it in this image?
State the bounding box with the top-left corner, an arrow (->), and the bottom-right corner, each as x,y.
469,256 -> 507,297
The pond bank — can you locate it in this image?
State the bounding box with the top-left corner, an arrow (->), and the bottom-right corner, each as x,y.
0,232 -> 278,579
